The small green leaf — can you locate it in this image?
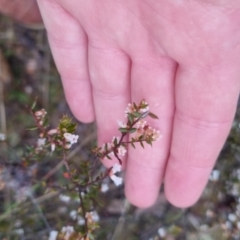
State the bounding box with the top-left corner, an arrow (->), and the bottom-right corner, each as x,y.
113,137 -> 118,146
104,143 -> 108,152
131,142 -> 136,148
146,139 -> 152,146
31,97 -> 38,110
140,141 -> 144,148
129,128 -> 137,133
132,112 -> 142,118
98,152 -> 103,158
26,126 -> 38,131
128,113 -> 134,124
139,135 -> 144,140
42,118 -> 48,127
148,112 -> 159,119
119,128 -> 128,133
133,102 -> 138,110
106,154 -> 112,160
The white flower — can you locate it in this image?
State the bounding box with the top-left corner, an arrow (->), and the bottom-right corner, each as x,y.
51,143 -> 56,152
85,211 -> 100,224
231,184 -> 239,196
124,103 -> 135,117
63,132 -> 79,149
209,170 -> 220,182
61,226 -> 74,240
69,210 -> 77,220
158,227 -> 166,238
206,209 -> 214,218
15,186 -> 31,203
110,175 -> 123,186
64,133 -> 79,148
110,163 -> 123,186
112,163 -> 121,174
0,133 -> 6,141
117,145 -> 127,157
139,105 -> 149,114
13,228 -> 24,236
133,125 -> 161,142
37,138 -> 46,148
59,194 -> 71,203
77,216 -> 85,226
48,230 -> 58,240
101,183 -> 109,193
151,129 -> 162,141
134,127 -> 145,139
117,120 -> 127,128
237,221 -> 240,230
135,120 -> 147,129
35,109 -> 47,118
88,211 -> 100,222
139,100 -> 149,116
224,221 -> 232,230
228,213 -> 237,222
145,127 -> 161,141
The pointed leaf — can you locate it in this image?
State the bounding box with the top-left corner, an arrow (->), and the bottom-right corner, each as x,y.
128,113 -> 134,124
139,135 -> 144,140
146,139 -> 152,146
104,143 -> 108,152
113,137 -> 118,146
31,97 -> 38,110
133,102 -> 138,110
148,112 -> 159,119
26,126 -> 38,131
140,141 -> 144,148
129,128 -> 137,133
131,142 -> 136,149
119,128 -> 128,133
132,112 -> 142,118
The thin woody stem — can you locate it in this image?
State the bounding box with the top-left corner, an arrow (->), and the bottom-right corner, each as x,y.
113,150 -> 122,165
28,107 -> 57,147
100,117 -> 141,163
83,168 -> 112,188
78,188 -> 89,234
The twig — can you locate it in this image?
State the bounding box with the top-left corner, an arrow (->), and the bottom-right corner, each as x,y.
42,131 -> 96,181
78,187 -> 89,235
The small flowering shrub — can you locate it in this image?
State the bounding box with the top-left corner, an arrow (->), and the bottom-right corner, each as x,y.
22,99 -> 160,240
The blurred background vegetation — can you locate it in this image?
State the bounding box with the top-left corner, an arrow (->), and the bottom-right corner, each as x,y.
0,14 -> 240,240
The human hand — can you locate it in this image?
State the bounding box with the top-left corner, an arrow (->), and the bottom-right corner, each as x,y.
36,0 -> 240,208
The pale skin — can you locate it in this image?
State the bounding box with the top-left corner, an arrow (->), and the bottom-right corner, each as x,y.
1,0 -> 240,208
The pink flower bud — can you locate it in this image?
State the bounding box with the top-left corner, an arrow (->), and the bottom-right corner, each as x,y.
34,109 -> 47,118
